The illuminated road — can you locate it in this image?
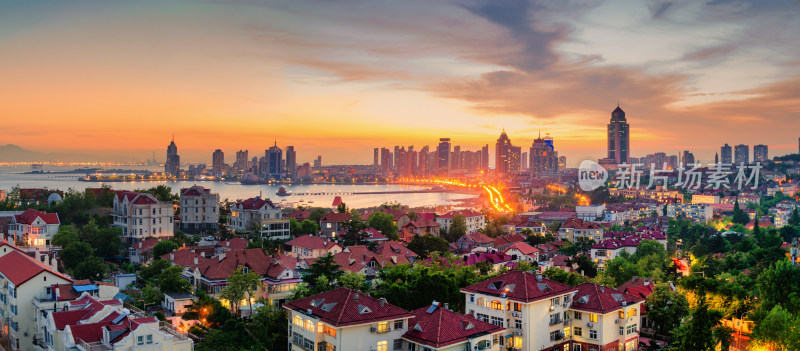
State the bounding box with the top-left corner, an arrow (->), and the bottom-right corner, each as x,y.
398,177 -> 513,213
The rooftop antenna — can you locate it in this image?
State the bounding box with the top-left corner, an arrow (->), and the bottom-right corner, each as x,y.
171,133 -> 174,142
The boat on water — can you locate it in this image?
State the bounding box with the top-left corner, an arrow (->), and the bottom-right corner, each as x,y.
276,186 -> 292,196
31,164 -> 43,169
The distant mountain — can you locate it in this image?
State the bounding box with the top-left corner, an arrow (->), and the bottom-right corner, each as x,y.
0,144 -> 102,162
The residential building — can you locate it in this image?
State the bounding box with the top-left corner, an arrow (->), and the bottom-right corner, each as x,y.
284,288 -> 413,351
569,283 -> 645,351
503,242 -> 541,263
454,232 -> 494,253
558,218 -> 604,242
591,229 -> 667,266
681,150 -> 695,165
179,185 -> 220,234
530,133 -> 558,179
753,144 -> 768,163
8,208 -> 60,247
112,191 -> 174,242
212,149 -> 225,175
0,242 -> 73,351
721,144 -> 733,164
461,271 -> 579,351
319,212 -> 353,238
692,193 -> 720,204
576,205 -> 605,222
607,105 -> 630,164
436,209 -> 485,234
403,302 -> 505,351
286,235 -> 343,259
128,238 -> 163,265
735,144 -> 749,165
502,215 -> 547,235
235,150 -> 249,171
162,293 -> 197,316
666,203 -> 713,223
229,196 -> 290,239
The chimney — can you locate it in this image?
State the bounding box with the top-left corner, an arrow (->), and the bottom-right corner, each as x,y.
536,274 -> 543,282
379,298 -> 386,307
353,293 -> 359,302
170,253 -> 174,261
218,253 -> 226,261
226,241 -> 230,247
599,286 -> 604,292
443,303 -> 449,310
194,257 -> 199,265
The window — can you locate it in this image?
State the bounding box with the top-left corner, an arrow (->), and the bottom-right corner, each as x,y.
563,326 -> 571,338
294,315 -> 303,327
573,345 -> 582,351
574,327 -> 582,336
490,316 -> 503,327
146,335 -> 153,344
550,313 -> 560,325
137,336 -> 144,345
619,326 -> 624,336
378,322 -> 389,333
589,314 -> 598,322
476,313 -> 489,323
574,311 -> 582,320
394,320 -> 404,330
10,305 -> 17,315
513,336 -> 522,348
305,320 -> 314,332
304,338 -> 313,350
512,302 -> 521,311
619,311 -> 625,319
393,339 -> 402,350
589,330 -> 597,339
550,330 -> 562,341
551,297 -> 561,306
514,319 -> 522,329
476,297 -> 487,307
627,324 -> 638,335
490,300 -> 503,310
323,325 -> 336,337
563,311 -> 570,320
469,294 -> 475,303
627,308 -> 637,318
377,340 -> 388,351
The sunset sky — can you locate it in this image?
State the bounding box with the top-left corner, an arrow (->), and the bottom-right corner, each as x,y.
1,0 -> 798,166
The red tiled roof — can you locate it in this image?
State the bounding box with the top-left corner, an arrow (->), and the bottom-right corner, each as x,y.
163,249 -> 211,269
53,309 -> 92,330
462,232 -> 493,244
461,271 -> 577,303
465,252 -> 512,266
561,218 -> 602,230
503,242 -> 540,256
438,209 -> 483,219
196,249 -> 272,280
375,241 -> 419,259
284,287 -> 412,327
236,197 -> 276,210
180,186 -> 210,196
320,212 -> 352,223
286,209 -> 311,220
571,283 -> 644,313
0,250 -> 72,286
68,322 -> 112,343
216,238 -> 248,250
13,208 -> 60,225
132,194 -> 159,205
494,233 -> 526,247
361,228 -> 388,241
286,235 -> 341,250
332,196 -> 344,207
133,238 -> 162,251
403,304 -> 504,348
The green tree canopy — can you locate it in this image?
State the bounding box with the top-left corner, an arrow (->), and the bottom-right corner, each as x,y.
367,211 -> 399,241
407,234 -> 450,258
153,240 -> 180,258
646,284 -> 690,336
444,214 -> 467,243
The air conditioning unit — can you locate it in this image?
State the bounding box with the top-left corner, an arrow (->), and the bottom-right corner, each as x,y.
615,319 -> 622,324
513,331 -> 522,336
563,320 -> 570,326
586,322 -> 594,327
370,327 -> 377,333
511,311 -> 521,317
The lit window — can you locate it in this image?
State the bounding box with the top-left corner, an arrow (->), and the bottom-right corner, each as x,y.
377,341 -> 388,351
377,322 -> 389,333
490,300 -> 503,310
293,315 -> 303,327
589,314 -> 598,323
305,320 -> 313,331
627,308 -> 637,318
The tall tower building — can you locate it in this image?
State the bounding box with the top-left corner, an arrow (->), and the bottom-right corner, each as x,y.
380,148 -> 391,174
753,144 -> 768,163
452,145 -> 461,171
734,144 -> 749,165
682,150 -> 695,165
480,145 -> 489,171
437,138 -> 451,175
212,149 -> 224,174
165,137 -> 180,177
721,144 -> 733,164
495,130 -> 513,174
286,146 -> 297,178
607,105 -> 630,164
530,133 -> 558,179
267,141 -> 283,177
509,146 -> 521,173
235,150 -> 249,170
373,148 -> 379,166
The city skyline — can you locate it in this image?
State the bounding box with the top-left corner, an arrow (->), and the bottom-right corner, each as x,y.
1,1 -> 799,165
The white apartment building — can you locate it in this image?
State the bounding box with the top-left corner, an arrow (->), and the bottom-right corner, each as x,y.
437,209 -> 486,234
0,242 -> 72,351
666,203 -> 713,223
229,196 -> 290,239
576,205 -> 606,222
179,185 -> 220,234
559,218 -> 604,242
461,271 -> 644,351
284,287 -> 413,351
8,208 -> 60,247
112,191 -> 174,242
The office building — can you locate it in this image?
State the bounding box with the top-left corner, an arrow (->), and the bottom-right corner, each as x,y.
720,144 -> 732,164
267,142 -> 283,177
681,151 -> 695,165
212,149 -> 224,174
481,144 -> 489,171
496,130 -> 513,175
530,133 -> 558,178
286,146 -> 297,178
607,105 -> 630,164
165,138 -> 180,177
754,144 -> 768,163
735,144 -> 749,164
437,138 -> 451,175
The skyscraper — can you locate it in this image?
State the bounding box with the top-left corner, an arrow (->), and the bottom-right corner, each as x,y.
607,105 -> 630,164
212,149 -> 224,174
437,138 -> 451,175
530,134 -> 558,178
165,137 -> 180,177
721,144 -> 732,164
753,144 -> 768,163
682,150 -> 695,165
286,146 -> 297,178
419,146 -> 429,175
235,150 -> 249,170
380,148 -> 391,175
480,145 -> 489,171
267,142 -> 282,177
495,130 -> 513,174
521,152 -> 528,170
509,146 -> 521,173
734,144 -> 749,164
373,148 -> 379,166
452,145 -> 461,171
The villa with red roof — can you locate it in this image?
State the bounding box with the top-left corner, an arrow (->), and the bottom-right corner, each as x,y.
591,229 -> 667,267
493,233 -> 527,251
128,237 -> 163,265
461,271 -> 579,351
502,215 -> 547,235
402,302 -> 505,351
8,208 -> 60,247
286,235 -> 343,259
569,283 -> 644,351
0,241 -> 73,351
284,287 -> 413,351
454,232 -> 494,253
360,228 -> 389,243
503,242 -> 541,263
214,237 -> 249,254
558,218 -> 604,242
374,241 -> 419,264
43,293 -> 193,351
401,217 -> 441,237
179,185 -> 220,234
436,209 -> 486,234
229,196 -> 290,239
112,191 -> 174,242
319,211 -> 352,237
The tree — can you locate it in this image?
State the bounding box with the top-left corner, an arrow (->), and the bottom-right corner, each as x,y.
140,258 -> 173,284
603,256 -> 640,287
669,297 -> 724,351
302,253 -> 343,295
542,268 -> 585,286
153,240 -> 180,258
308,208 -> 328,223
732,200 -> 750,225
135,185 -> 178,202
751,305 -> 800,351
247,305 -> 288,351
646,284 -> 690,337
444,214 -> 467,243
338,272 -> 370,291
367,211 -> 399,241
300,219 -> 319,234
73,255 -> 107,280
756,260 -> 800,314
159,265 -> 192,293
336,202 -> 348,213
514,260 -> 538,272
407,234 -> 450,258
220,266 -> 261,317
790,207 -> 800,226
52,225 -> 79,247
60,241 -> 94,271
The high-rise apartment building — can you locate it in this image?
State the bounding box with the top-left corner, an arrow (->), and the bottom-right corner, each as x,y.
373,147 -> 379,166
212,149 -> 224,174
235,150 -> 249,170
607,105 -> 630,164
286,146 -> 297,178
481,144 -> 489,170
380,148 -> 391,174
437,138 -> 451,175
682,150 -> 695,165
530,135 -> 558,178
267,142 -> 283,177
521,151 -> 528,170
735,144 -> 749,164
165,138 -> 180,177
509,146 -> 521,173
753,144 -> 768,163
721,144 -> 732,164
558,156 -> 566,172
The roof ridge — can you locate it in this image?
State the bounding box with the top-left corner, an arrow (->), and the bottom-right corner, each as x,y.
336,288 -> 351,325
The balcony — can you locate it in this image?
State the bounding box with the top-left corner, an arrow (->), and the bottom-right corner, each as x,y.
548,318 -> 562,326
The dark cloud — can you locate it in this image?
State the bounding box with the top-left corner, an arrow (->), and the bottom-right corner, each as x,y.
650,1 -> 673,18
682,44 -> 737,61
